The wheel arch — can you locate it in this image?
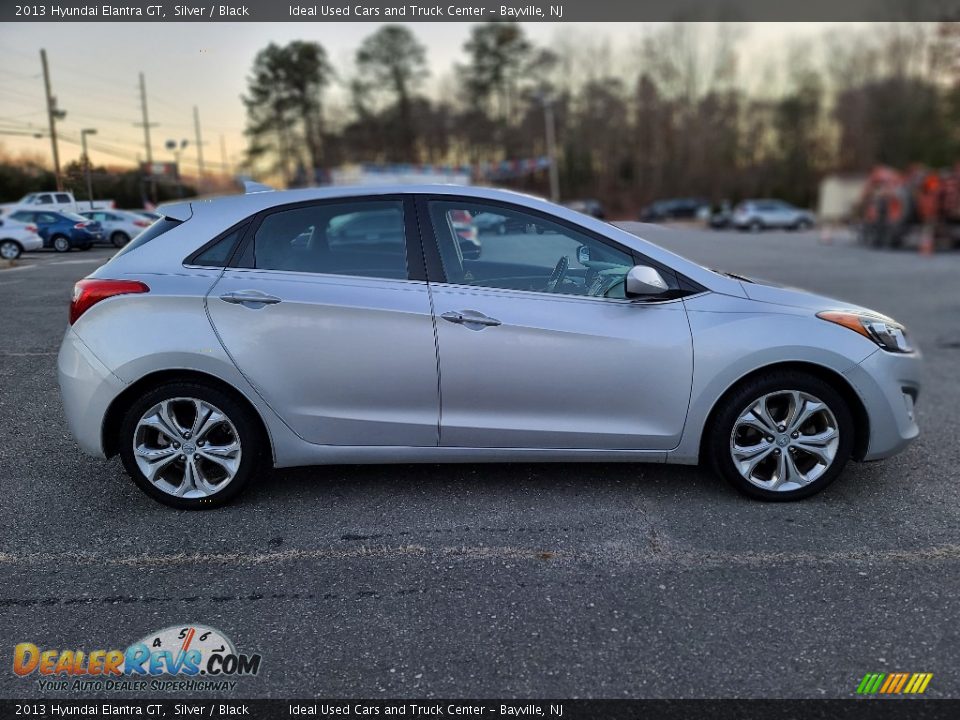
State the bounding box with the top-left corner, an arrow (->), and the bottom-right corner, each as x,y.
697,360 -> 870,463
101,368 -> 274,462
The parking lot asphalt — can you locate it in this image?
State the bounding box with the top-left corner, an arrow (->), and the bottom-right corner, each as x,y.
2,229 -> 959,699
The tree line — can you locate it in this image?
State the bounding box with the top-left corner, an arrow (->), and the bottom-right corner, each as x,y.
242,21 -> 958,213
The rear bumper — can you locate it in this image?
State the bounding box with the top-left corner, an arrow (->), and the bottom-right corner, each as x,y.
844,348 -> 922,461
20,234 -> 42,251
57,327 -> 126,457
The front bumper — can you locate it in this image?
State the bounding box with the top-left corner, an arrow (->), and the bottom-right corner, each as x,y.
844,348 -> 922,461
57,327 -> 126,457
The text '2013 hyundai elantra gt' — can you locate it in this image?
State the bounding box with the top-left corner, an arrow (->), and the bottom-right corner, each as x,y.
58,185 -> 921,508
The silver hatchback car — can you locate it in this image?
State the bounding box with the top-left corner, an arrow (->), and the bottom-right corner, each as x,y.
58,185 -> 921,508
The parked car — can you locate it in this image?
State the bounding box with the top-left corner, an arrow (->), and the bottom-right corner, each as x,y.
564,199 -> 606,219
732,200 -> 815,231
58,185 -> 920,509
129,210 -> 162,222
79,209 -> 154,248
8,210 -> 103,252
0,191 -> 115,216
708,201 -> 733,229
639,198 -> 709,223
0,216 -> 43,260
473,211 -> 536,236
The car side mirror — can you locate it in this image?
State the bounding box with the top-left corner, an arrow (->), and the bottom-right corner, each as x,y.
625,265 -> 670,297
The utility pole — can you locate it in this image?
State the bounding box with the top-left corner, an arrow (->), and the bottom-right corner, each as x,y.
80,128 -> 97,209
193,106 -> 205,189
543,96 -> 560,203
220,133 -> 229,178
40,49 -> 64,191
135,73 -> 159,203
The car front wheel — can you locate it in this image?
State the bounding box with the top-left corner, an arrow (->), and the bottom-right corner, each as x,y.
706,371 -> 854,500
119,382 -> 265,509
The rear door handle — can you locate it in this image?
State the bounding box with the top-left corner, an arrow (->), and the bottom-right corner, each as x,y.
441,310 -> 501,328
219,290 -> 282,307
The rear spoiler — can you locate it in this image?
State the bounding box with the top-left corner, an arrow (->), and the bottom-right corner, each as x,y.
155,201 -> 192,222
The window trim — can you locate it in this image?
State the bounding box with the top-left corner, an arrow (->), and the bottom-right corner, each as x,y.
415,194 -> 705,300
227,195 -> 425,281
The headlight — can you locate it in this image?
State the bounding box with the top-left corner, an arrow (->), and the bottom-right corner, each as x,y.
817,310 -> 914,353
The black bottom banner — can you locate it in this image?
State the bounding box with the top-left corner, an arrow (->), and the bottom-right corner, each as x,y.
3,699 -> 960,720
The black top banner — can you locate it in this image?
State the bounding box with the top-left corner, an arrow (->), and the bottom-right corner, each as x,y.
4,0 -> 960,22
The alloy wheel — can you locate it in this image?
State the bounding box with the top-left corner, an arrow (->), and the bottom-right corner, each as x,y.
132,397 -> 242,499
729,390 -> 840,492
0,240 -> 20,260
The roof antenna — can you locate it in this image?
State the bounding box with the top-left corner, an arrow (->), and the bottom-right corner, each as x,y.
242,179 -> 275,194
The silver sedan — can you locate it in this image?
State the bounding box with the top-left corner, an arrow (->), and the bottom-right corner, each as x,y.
58,185 -> 920,508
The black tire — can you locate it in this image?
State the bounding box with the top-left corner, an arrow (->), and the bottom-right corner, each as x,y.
705,370 -> 854,501
52,234 -> 71,253
111,231 -> 130,248
118,381 -> 267,509
749,220 -> 763,233
0,239 -> 22,260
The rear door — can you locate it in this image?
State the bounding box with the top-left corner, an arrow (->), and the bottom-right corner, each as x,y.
205,196 -> 440,447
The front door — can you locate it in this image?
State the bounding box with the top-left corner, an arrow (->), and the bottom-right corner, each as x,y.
420,197 -> 694,451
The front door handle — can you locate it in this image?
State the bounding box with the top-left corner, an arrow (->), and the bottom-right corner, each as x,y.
441,310 -> 502,328
219,290 -> 282,307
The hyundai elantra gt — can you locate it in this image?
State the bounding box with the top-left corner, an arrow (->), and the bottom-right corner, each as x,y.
57,185 -> 920,508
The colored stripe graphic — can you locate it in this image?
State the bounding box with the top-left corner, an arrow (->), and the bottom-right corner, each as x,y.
856,672 -> 932,694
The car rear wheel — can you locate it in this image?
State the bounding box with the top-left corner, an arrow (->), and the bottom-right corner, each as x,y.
706,371 -> 854,500
0,239 -> 22,260
52,235 -> 71,253
111,231 -> 130,248
749,220 -> 763,233
119,382 -> 266,509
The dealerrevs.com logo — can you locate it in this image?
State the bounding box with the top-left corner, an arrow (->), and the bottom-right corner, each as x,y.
13,624 -> 262,693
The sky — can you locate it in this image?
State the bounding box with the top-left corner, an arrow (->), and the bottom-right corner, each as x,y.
0,22 -> 856,174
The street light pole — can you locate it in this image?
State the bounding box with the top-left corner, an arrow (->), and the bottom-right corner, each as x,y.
81,128 -> 97,209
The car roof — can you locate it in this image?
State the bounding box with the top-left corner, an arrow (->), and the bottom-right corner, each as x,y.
157,184 -> 545,222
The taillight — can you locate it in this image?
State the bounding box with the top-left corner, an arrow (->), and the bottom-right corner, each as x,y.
70,279 -> 149,325
134,219 -> 150,228
74,222 -> 88,229
26,224 -> 37,233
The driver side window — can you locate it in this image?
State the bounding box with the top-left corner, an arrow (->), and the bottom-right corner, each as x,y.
427,200 -> 635,299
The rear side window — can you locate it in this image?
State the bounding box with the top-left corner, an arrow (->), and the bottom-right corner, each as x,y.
188,225 -> 245,267
251,200 -> 408,280
112,217 -> 182,259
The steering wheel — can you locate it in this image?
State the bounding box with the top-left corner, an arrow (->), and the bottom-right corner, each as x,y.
546,255 -> 569,293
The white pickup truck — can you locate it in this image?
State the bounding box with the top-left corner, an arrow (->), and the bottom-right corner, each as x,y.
0,191 -> 115,216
